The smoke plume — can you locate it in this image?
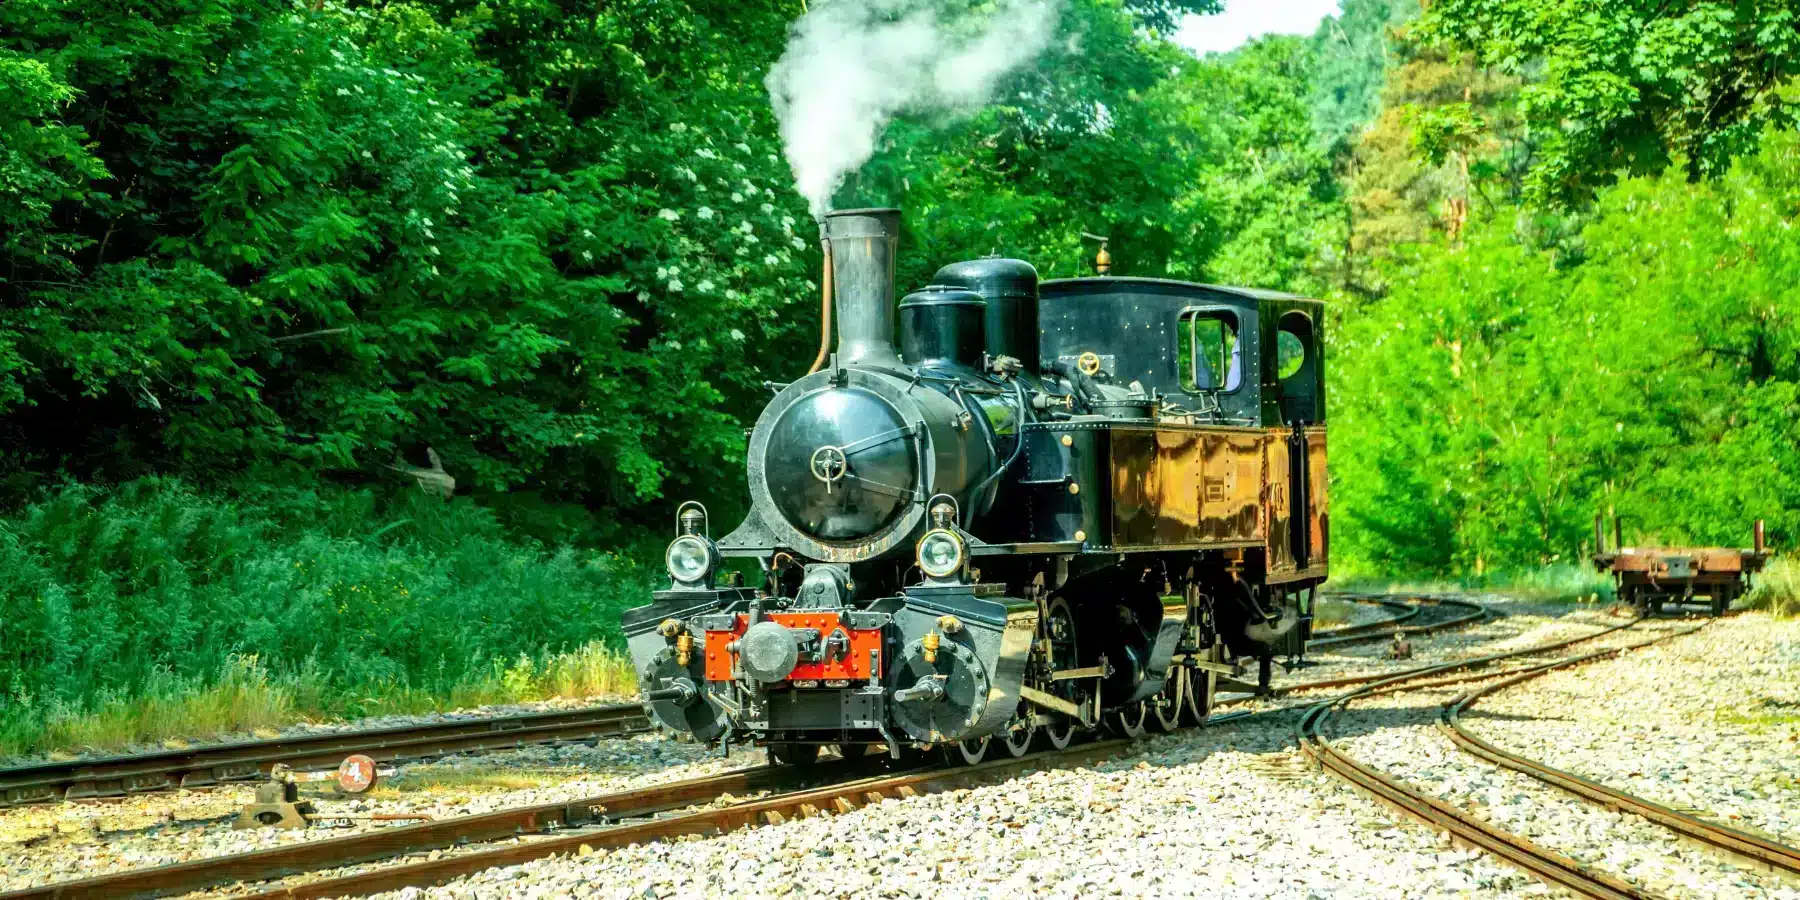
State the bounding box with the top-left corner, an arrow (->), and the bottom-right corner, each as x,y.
766,0 -> 1063,216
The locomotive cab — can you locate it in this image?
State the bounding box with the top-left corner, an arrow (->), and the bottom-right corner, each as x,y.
623,208 -> 1328,763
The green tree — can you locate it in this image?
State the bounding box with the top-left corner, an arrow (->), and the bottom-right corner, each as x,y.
0,0 -> 816,533
1333,129 -> 1800,574
1307,0 -> 1419,150
1418,0 -> 1800,205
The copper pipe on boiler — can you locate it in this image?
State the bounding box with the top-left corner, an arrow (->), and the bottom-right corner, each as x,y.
807,237 -> 834,375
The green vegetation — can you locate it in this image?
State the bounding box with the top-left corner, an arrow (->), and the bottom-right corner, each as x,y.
4,0 -> 1798,751
1333,131 -> 1800,576
1746,558 -> 1800,619
0,480 -> 640,756
1328,563 -> 1615,605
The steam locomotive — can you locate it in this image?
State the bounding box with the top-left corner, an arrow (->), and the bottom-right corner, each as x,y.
622,208 -> 1328,764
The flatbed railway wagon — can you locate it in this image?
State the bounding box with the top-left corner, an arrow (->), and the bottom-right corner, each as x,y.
1593,518 -> 1770,616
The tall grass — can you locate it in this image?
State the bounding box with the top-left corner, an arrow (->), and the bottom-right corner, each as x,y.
0,479 -> 650,758
1328,562 -> 1614,604
1746,557 -> 1800,618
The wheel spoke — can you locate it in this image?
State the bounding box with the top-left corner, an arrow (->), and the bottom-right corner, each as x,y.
944,736 -> 989,766
1000,719 -> 1035,757
1149,671 -> 1183,732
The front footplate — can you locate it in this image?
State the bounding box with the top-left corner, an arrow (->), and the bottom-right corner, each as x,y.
620,587 -> 754,742
885,585 -> 1038,744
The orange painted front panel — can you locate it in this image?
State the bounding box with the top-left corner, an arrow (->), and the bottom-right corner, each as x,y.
702,612 -> 883,682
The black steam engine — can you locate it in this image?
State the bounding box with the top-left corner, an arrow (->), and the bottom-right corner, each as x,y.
623,208 -> 1329,764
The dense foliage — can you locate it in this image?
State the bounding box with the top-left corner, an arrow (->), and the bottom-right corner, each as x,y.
1,0 -> 815,528
0,479 -> 646,751
1417,0 -> 1800,204
3,0 -> 1798,747
1334,132 -> 1800,573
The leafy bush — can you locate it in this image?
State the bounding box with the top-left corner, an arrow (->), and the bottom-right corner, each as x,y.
0,479 -> 648,756
1328,562 -> 1612,604
1332,130 -> 1800,575
1746,558 -> 1800,619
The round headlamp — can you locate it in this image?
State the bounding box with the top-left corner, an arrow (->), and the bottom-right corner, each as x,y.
666,535 -> 714,585
916,529 -> 966,579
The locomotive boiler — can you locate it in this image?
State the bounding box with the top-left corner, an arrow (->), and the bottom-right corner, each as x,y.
622,208 -> 1328,764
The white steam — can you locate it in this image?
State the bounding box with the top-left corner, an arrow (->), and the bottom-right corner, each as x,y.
766,0 -> 1064,216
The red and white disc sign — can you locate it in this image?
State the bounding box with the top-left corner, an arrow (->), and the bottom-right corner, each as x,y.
335,754 -> 378,793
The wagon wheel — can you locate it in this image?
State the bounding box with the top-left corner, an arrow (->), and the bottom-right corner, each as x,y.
998,715 -> 1035,758
1181,653 -> 1215,726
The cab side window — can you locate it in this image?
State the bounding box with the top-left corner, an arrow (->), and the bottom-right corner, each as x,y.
1276,311 -> 1320,423
1177,309 -> 1241,393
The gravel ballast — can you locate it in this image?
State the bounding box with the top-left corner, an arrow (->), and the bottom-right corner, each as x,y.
0,736 -> 756,893
9,603 -> 1796,899
1460,612 -> 1800,845
367,719 -> 1549,900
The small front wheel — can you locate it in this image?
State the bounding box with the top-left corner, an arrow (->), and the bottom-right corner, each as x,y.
1148,671 -> 1184,732
1040,716 -> 1077,750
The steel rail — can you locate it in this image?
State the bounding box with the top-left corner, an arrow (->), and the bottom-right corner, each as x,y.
1311,596 -> 1421,639
1442,640 -> 1800,877
0,705 -> 651,808
231,740 -> 1136,900
1297,622 -> 1697,900
0,764 -> 821,900
1308,593 -> 1488,650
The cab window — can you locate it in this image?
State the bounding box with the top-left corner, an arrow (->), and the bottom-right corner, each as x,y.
1276,311 -> 1320,423
1177,310 -> 1241,393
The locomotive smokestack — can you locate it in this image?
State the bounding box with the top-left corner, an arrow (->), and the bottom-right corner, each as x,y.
822,208 -> 903,368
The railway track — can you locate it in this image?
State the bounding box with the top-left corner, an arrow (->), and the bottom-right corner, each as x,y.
0,704 -> 650,809
1295,619 -> 1800,899
1307,592 -> 1488,650
0,593 -> 1495,898
0,596 -> 1643,900
16,596 -> 1771,900
0,593 -> 1439,812
1443,654 -> 1800,878
0,763 -> 821,900
0,743 -> 1124,900
1298,625 -> 1671,899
